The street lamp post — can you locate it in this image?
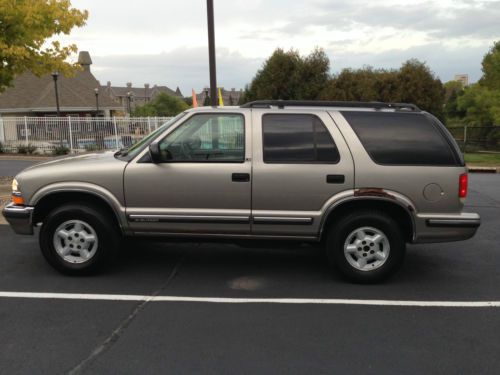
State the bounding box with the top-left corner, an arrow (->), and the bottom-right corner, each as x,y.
51,72 -> 61,116
206,0 -> 217,106
126,92 -> 132,115
94,88 -> 99,116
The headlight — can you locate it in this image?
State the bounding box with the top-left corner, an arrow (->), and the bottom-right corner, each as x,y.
12,178 -> 19,193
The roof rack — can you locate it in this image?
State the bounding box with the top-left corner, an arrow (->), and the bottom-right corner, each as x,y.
240,100 -> 420,111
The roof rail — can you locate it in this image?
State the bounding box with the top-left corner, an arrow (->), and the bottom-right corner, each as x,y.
240,100 -> 420,111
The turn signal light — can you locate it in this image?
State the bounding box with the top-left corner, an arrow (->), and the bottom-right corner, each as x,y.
459,173 -> 468,198
12,194 -> 25,205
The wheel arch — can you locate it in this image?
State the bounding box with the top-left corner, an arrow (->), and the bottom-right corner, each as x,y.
30,184 -> 127,234
319,196 -> 416,243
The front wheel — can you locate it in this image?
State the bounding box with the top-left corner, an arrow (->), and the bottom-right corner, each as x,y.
39,203 -> 119,275
326,210 -> 406,283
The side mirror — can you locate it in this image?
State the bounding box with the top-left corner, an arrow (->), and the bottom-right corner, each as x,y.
149,142 -> 161,163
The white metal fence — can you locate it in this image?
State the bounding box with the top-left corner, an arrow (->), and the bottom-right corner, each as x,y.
0,116 -> 172,154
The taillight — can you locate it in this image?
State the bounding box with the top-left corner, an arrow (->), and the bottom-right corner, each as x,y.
459,173 -> 468,198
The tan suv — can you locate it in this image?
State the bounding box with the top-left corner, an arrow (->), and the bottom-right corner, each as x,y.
2,101 -> 480,283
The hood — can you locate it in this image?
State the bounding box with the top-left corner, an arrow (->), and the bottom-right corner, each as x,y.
22,151 -> 118,173
16,151 -> 128,204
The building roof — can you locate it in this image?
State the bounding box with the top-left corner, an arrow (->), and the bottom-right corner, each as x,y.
0,54 -> 121,113
102,83 -> 183,99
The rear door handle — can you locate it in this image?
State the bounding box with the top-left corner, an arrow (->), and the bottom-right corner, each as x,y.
232,173 -> 250,182
326,174 -> 345,184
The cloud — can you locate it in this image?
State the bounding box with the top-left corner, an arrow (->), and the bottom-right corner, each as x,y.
62,0 -> 499,91
329,43 -> 489,83
92,47 -> 262,95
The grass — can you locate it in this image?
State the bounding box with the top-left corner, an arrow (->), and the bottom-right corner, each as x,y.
464,152 -> 500,167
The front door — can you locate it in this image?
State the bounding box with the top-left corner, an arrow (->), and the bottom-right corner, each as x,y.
124,111 -> 252,235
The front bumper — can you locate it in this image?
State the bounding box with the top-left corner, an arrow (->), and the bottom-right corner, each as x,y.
2,203 -> 34,235
414,212 -> 481,243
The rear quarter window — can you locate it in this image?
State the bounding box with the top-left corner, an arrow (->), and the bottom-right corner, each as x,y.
341,111 -> 461,166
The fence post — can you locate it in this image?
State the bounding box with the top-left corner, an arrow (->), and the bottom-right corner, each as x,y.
463,125 -> 468,154
0,117 -> 4,145
24,116 -> 29,145
113,117 -> 119,149
68,117 -> 74,153
147,117 -> 152,134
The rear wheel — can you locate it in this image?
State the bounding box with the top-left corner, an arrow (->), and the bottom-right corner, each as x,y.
326,210 -> 406,283
39,203 -> 119,275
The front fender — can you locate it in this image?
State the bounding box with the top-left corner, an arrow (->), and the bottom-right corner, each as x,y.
29,182 -> 128,232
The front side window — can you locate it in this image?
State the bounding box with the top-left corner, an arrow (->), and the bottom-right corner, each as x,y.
158,113 -> 245,162
262,114 -> 340,163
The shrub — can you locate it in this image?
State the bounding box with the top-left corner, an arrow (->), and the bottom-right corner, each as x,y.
0,142 -> 3,153
52,145 -> 70,155
84,144 -> 99,152
17,143 -> 37,154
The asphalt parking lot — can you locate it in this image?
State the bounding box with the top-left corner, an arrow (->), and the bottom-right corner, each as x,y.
0,159 -> 43,177
0,173 -> 499,374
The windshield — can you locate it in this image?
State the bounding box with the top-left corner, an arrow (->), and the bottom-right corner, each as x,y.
115,112 -> 188,159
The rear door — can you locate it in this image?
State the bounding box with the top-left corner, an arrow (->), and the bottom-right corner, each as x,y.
251,109 -> 354,237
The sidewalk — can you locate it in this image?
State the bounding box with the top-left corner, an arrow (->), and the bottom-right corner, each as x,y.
0,154 -> 54,161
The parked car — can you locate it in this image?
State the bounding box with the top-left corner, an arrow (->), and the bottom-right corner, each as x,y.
2,101 -> 480,283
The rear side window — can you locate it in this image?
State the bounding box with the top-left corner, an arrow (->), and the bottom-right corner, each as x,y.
262,114 -> 340,163
341,111 -> 459,166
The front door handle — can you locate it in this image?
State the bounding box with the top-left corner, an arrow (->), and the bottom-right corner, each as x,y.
232,173 -> 250,182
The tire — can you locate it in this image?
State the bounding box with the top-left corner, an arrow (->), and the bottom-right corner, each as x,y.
326,210 -> 406,284
39,203 -> 120,275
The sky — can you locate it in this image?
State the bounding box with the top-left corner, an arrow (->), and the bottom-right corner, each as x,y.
57,0 -> 500,95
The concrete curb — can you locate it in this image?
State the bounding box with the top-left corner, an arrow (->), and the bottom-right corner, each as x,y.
468,166 -> 499,173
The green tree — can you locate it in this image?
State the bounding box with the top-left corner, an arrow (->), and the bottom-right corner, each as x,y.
320,60 -> 444,118
374,70 -> 402,102
183,96 -> 193,107
0,0 -> 88,92
203,93 -> 211,106
299,48 -> 330,100
479,41 -> 500,90
242,48 -> 329,102
443,81 -> 465,122
133,93 -> 189,117
447,41 -> 500,127
397,59 -> 444,119
320,67 -> 383,101
457,84 -> 500,126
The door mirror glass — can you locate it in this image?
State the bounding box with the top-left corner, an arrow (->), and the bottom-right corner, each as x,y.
149,142 -> 162,163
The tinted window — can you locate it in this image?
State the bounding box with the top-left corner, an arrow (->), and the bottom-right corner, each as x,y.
263,114 -> 340,163
341,111 -> 458,166
158,114 -> 244,162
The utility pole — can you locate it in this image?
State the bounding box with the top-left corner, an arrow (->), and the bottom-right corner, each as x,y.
51,72 -> 61,116
206,0 -> 217,107
94,88 -> 100,116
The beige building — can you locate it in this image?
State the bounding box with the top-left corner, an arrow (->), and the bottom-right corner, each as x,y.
454,74 -> 469,87
196,87 -> 243,106
0,52 -> 121,117
101,82 -> 183,113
